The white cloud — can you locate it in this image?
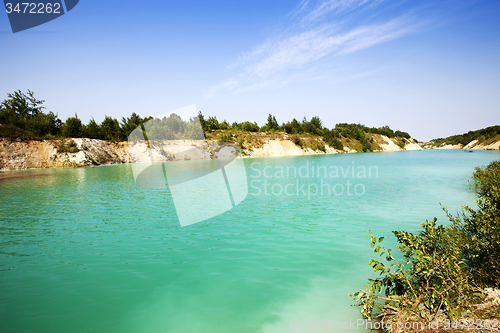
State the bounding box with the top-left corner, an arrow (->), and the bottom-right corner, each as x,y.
206,0 -> 429,97
205,79 -> 239,98
301,0 -> 373,23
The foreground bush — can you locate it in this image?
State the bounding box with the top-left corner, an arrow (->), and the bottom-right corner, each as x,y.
352,160 -> 500,327
449,160 -> 500,288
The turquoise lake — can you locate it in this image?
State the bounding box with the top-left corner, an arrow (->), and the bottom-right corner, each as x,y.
1,149 -> 500,333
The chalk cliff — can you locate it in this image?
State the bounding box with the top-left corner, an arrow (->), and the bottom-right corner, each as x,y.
0,134 -> 422,171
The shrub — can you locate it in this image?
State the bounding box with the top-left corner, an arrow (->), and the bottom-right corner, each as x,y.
219,120 -> 230,130
218,131 -> 233,143
57,140 -> 80,153
360,138 -> 373,152
315,142 -> 326,152
351,219 -> 474,323
328,138 -> 343,150
395,130 -> 411,139
292,134 -> 302,147
0,124 -> 33,140
241,121 -> 260,132
352,160 -> 500,325
448,161 -> 500,288
205,116 -> 220,132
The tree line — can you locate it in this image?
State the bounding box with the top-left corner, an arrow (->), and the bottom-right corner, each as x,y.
0,90 -> 152,141
198,112 -> 411,152
433,125 -> 500,146
0,90 -> 412,151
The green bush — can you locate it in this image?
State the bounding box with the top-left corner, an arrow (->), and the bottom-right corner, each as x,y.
218,131 -> 233,143
395,130 -> 411,139
360,137 -> 373,152
315,142 -> 326,152
57,140 -> 80,153
240,121 -> 260,132
352,219 -> 473,323
352,160 -> 500,325
448,161 -> 500,288
292,134 -> 302,147
0,124 -> 32,139
311,142 -> 326,152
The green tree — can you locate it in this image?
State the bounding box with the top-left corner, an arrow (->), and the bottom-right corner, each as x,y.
185,120 -> 205,140
143,118 -> 174,140
291,118 -> 302,133
310,116 -> 322,134
322,129 -> 343,150
165,113 -> 185,134
0,90 -> 45,120
83,118 -> 102,139
219,120 -> 230,130
26,111 -> 62,137
121,112 -> 143,139
205,116 -> 220,132
266,114 -> 279,131
62,114 -> 83,138
0,90 -> 62,137
241,121 -> 259,132
101,116 -> 121,141
197,111 -> 208,133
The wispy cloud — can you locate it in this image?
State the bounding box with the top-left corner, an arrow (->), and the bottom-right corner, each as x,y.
301,0 -> 378,23
205,79 -> 239,98
206,0 -> 431,98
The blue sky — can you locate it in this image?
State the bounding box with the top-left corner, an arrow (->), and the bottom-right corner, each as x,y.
1,0 -> 499,141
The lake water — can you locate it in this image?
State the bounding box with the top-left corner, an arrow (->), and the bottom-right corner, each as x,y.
1,149 -> 499,333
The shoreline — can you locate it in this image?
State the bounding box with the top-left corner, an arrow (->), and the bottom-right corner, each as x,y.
1,135 -> 499,172
1,135 -> 422,172
2,146 -> 495,177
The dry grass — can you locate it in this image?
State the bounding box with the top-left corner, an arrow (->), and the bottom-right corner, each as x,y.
383,289 -> 500,333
